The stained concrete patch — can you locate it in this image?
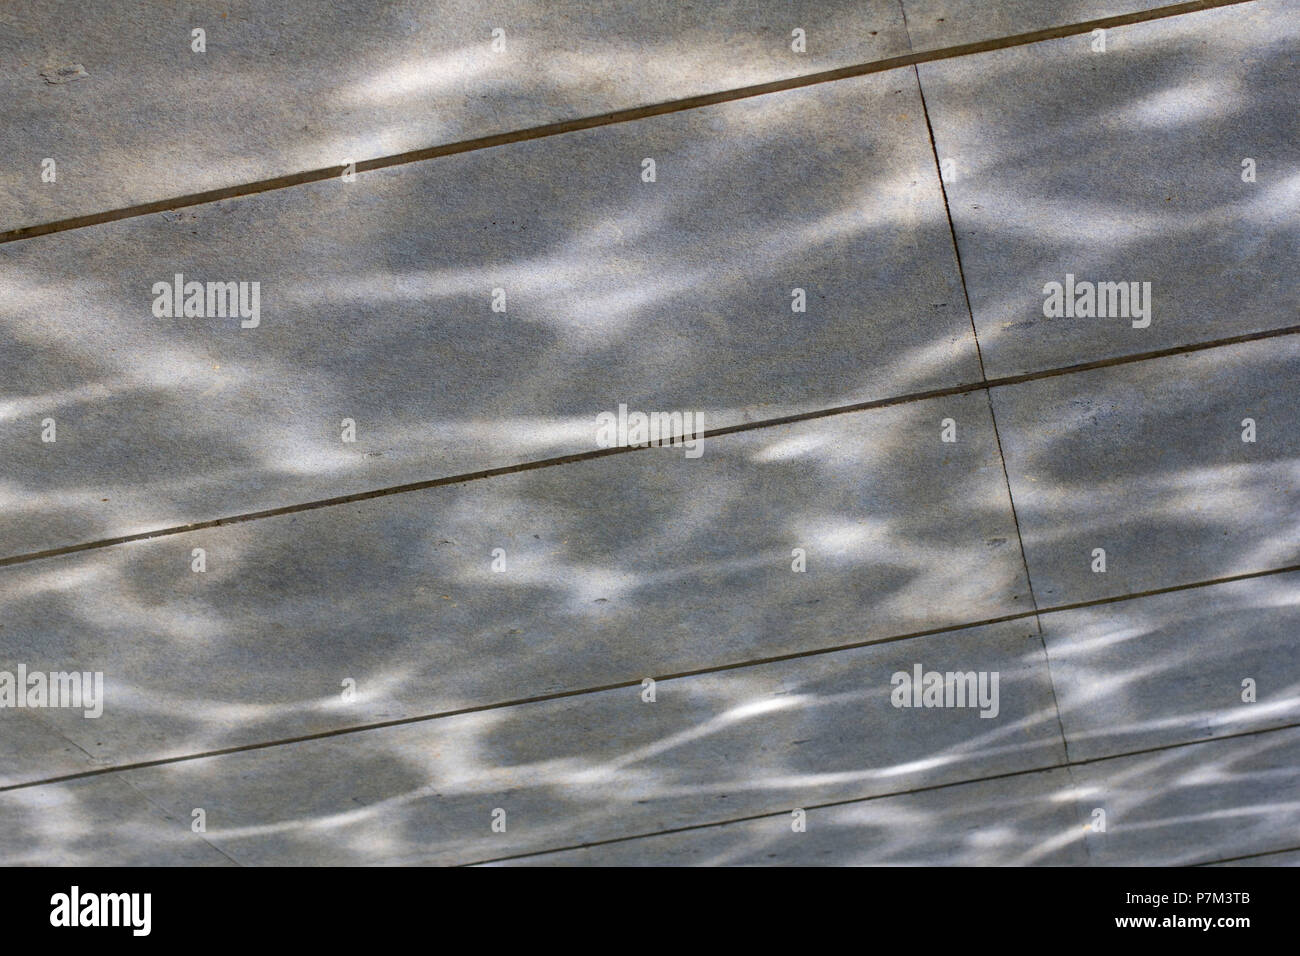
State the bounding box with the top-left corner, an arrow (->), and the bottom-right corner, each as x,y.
0,392 -> 1028,782
917,0 -> 1300,375
0,69 -> 977,557
0,0 -> 907,232
39,64 -> 88,85
990,336 -> 1300,604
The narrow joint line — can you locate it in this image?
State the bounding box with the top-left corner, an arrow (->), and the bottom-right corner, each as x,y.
1193,843 -> 1300,866
3,320 -> 1297,571
903,14 -> 1069,766
2,561 -> 1296,795
0,0 -> 1254,245
460,718 -> 1300,866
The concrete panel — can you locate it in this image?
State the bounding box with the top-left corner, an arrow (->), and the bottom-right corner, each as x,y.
918,0 -> 1300,375
1,69 -> 978,557
85,620 -> 1060,866
0,0 -> 908,231
1070,725 -> 1300,865
498,724 -> 1300,864
0,392 -> 1028,783
0,708 -> 99,789
991,336 -> 1300,604
1045,572 -> 1300,761
1209,848 -> 1300,865
0,775 -> 236,866
495,766 -> 1085,865
901,0 -> 1176,50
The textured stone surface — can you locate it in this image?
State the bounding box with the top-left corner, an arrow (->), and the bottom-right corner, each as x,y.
0,774 -> 236,866
992,336 -> 1300,604
492,767 -> 1087,865
918,0 -> 1300,375
0,392 -> 1028,784
499,726 -> 1300,865
1210,849 -> 1300,866
1045,572 -> 1300,761
901,0 -> 1176,49
0,69 -> 977,558
3,0 -> 1296,870
0,709 -> 100,791
0,0 -> 908,232
104,620 -> 1059,866
1073,726 -> 1300,865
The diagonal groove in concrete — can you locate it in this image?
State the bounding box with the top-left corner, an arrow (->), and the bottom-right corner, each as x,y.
899,0 -> 1071,766
458,718 -> 1300,866
3,561 -> 1296,796
4,0 -> 1287,869
1195,843 -> 1300,866
117,774 -> 246,868
3,322 -> 1297,570
0,0 -> 1255,245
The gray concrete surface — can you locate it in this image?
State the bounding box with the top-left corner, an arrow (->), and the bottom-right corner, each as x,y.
901,0 -> 1174,49
113,620 -> 1060,866
2,0 -> 1296,867
920,0 -> 1299,375
492,766 -> 1089,865
1,69 -> 977,557
1044,571 -> 1300,760
0,0 -> 909,231
1073,726 -> 1300,865
504,725 -> 1300,865
1211,849 -> 1300,866
3,0 -> 1187,232
993,336 -> 1300,603
0,392 -> 1029,784
0,773 -> 237,866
